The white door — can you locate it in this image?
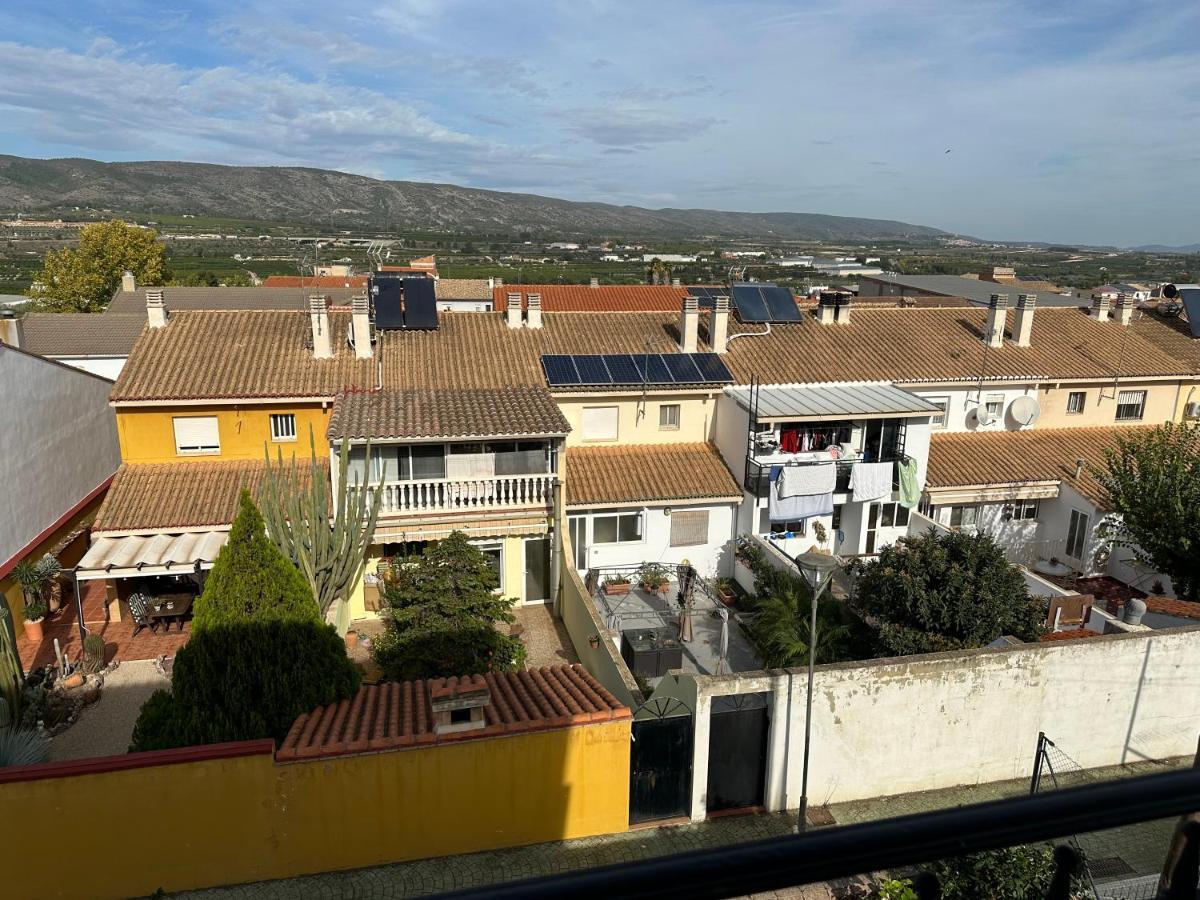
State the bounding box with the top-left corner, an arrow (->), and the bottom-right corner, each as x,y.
1066,509 -> 1090,561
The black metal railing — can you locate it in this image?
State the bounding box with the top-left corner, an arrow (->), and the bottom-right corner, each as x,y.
435,767 -> 1200,900
744,451 -> 907,497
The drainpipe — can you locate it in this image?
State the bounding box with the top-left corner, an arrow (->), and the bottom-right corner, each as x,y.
550,469 -> 564,617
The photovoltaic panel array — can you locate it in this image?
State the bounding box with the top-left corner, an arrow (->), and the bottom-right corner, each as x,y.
402,277 -> 439,330
541,353 -> 734,387
731,282 -> 803,323
1180,288 -> 1200,338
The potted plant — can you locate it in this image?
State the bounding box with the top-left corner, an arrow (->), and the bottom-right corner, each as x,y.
12,560 -> 50,641
715,577 -> 737,607
602,574 -> 631,596
638,563 -> 670,595
812,521 -> 828,548
37,556 -> 63,615
20,592 -> 48,644
588,633 -> 601,649
735,535 -> 765,572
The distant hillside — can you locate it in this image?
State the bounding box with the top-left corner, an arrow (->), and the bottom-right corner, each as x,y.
0,155 -> 950,242
1131,243 -> 1200,254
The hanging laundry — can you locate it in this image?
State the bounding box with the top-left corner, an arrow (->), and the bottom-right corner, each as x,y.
780,429 -> 800,453
769,487 -> 834,523
897,457 -> 921,509
850,461 -> 893,502
778,462 -> 837,498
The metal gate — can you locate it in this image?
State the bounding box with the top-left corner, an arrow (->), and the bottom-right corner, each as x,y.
706,692 -> 770,814
629,696 -> 693,824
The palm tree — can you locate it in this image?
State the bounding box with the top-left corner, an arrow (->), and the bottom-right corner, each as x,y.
749,568 -> 850,668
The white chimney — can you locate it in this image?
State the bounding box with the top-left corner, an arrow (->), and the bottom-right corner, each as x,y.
351,294 -> 372,359
1013,293 -> 1036,347
0,310 -> 21,347
680,296 -> 699,352
121,271 -> 136,293
494,277 -> 503,287
589,277 -> 599,288
835,293 -> 852,325
672,277 -> 681,287
526,293 -> 543,329
506,293 -> 523,328
817,292 -> 837,325
146,289 -> 167,328
310,294 -> 333,359
1090,295 -> 1111,323
711,297 -> 729,354
984,293 -> 1008,348
1115,293 -> 1135,326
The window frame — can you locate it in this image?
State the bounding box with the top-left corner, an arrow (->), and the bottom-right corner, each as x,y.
172,416 -> 220,456
1065,391 -> 1086,415
658,403 -> 681,431
1115,390 -> 1147,421
476,541 -> 505,593
984,394 -> 1004,419
927,396 -> 949,429
269,412 -> 297,442
581,405 -> 620,442
591,509 -> 643,545
949,505 -> 979,529
1005,499 -> 1040,521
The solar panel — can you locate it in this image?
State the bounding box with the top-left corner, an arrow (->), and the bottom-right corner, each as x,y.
601,354 -> 641,383
1181,289 -> 1200,338
574,355 -> 613,385
692,353 -> 734,383
402,278 -> 439,330
663,354 -> 703,383
541,355 -> 580,385
633,354 -> 673,384
372,279 -> 404,329
762,286 -> 802,322
731,283 -> 770,322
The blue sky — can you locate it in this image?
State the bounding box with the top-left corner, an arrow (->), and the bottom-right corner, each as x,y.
0,0 -> 1197,246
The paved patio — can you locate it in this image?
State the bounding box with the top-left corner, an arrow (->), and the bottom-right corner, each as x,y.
511,604 -> 579,668
46,659 -> 171,761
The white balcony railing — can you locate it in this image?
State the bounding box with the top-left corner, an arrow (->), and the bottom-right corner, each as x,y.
360,473 -> 556,516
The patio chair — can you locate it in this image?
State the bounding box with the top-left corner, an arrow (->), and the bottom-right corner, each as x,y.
127,592 -> 156,636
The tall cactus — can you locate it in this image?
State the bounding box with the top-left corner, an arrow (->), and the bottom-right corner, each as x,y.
0,601 -> 22,729
260,428 -> 383,636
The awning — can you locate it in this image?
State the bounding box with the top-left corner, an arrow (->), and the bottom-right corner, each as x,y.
76,531 -> 228,581
373,517 -> 548,543
727,383 -> 943,422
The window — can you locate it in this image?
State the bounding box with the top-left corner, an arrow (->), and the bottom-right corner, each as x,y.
670,509 -> 709,546
1066,391 -> 1086,415
769,519 -> 806,536
659,403 -> 681,430
269,413 -> 297,442
172,416 -> 219,455
948,505 -> 978,529
1066,509 -> 1090,560
581,406 -> 619,441
478,543 -> 504,592
410,444 -> 446,479
1116,390 -> 1147,421
831,504 -> 843,530
985,394 -> 1004,418
927,396 -> 949,429
592,510 -> 642,544
1005,499 -> 1040,521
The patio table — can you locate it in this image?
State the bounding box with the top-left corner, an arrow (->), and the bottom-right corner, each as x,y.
146,593 -> 195,632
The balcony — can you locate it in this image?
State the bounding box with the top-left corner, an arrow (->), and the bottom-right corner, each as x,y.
744,452 -> 905,498
362,472 -> 556,517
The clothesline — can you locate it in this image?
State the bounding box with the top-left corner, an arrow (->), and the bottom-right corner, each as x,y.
757,453 -> 912,468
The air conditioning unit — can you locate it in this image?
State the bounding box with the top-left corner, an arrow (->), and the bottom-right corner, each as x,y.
1186,402 -> 1200,420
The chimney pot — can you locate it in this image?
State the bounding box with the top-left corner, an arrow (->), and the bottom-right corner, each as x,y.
506,293 -> 523,329
711,296 -> 729,354
589,277 -> 599,288
817,292 -> 837,325
121,271 -> 136,293
310,294 -> 333,359
1090,295 -> 1111,323
494,277 -> 503,287
834,292 -> 852,325
672,277 -> 681,287
146,289 -> 167,328
1013,293 -> 1037,347
351,294 -> 372,359
526,293 -> 543,329
984,293 -> 1008,348
680,296 -> 699,352
1115,292 -> 1135,326
0,309 -> 21,348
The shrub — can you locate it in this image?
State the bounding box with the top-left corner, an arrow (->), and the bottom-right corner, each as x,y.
129,619 -> 360,751
82,634 -> 106,674
0,727 -> 49,768
191,490 -> 321,631
746,566 -> 853,667
929,844 -> 1079,899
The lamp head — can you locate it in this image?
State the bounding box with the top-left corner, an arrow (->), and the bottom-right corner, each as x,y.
793,550 -> 839,595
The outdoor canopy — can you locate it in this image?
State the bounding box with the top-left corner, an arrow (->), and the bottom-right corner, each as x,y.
74,531 -> 227,581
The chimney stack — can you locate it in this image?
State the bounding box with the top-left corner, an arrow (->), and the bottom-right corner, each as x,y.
146,289 -> 167,328
351,294 -> 372,359
711,296 -> 729,354
589,277 -> 599,289
121,271 -> 136,293
679,296 -> 699,352
1090,295 -> 1111,323
493,277 -> 503,287
984,294 -> 1008,348
506,293 -> 523,328
1115,293 -> 1135,326
672,277 -> 681,287
0,309 -> 21,347
309,294 -> 332,359
834,292 -> 852,325
817,292 -> 837,325
1013,293 -> 1036,347
526,293 -> 543,329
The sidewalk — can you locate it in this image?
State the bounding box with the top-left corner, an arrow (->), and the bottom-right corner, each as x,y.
177,756 -> 1188,899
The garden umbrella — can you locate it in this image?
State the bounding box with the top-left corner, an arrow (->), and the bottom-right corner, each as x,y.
676,562 -> 695,642
715,606 -> 730,674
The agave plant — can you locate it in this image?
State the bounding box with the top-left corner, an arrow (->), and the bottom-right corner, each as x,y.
0,727 -> 48,768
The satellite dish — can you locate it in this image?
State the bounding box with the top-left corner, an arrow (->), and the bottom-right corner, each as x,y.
973,406 -> 994,427
1009,395 -> 1041,427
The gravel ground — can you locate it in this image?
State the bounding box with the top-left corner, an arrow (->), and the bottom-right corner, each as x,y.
47,659 -> 170,761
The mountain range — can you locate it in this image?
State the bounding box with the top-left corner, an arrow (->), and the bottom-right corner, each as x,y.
0,155 -> 950,242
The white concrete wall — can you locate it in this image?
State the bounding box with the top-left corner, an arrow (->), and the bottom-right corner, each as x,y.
712,391 -> 750,485
569,502 -> 736,579
50,356 -> 127,379
910,384 -> 1039,433
0,347 -> 121,568
684,624 -> 1200,817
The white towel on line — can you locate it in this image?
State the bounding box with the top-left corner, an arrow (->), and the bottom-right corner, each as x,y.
778,462 -> 837,497
850,461 -> 894,502
769,490 -> 834,522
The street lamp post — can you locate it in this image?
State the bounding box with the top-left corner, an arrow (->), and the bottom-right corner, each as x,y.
792,550 -> 840,833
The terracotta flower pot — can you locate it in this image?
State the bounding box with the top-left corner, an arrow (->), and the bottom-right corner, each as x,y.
23,618 -> 45,643
603,582 -> 631,596
717,589 -> 737,607
344,631 -> 360,650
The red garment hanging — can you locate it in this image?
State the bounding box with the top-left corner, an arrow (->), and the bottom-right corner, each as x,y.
780,429 -> 800,453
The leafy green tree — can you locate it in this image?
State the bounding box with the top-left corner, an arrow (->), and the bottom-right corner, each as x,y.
129,619 -> 361,750
1093,422 -> 1200,599
190,490 -> 320,631
30,220 -> 165,312
856,530 -> 1044,655
372,531 -> 525,680
929,844 -> 1078,900
748,567 -> 851,667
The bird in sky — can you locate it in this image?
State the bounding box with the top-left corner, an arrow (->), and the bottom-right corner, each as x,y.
945,149 -> 952,154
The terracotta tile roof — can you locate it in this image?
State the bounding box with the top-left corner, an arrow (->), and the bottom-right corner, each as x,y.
1040,628 -> 1103,642
566,442 -> 741,507
93,459 -> 321,533
1145,595 -> 1200,620
493,284 -> 690,312
327,388 -> 570,440
262,275 -> 369,289
18,313 -> 145,356
106,286 -> 360,314
436,279 -> 493,301
110,310 -> 377,401
276,665 -> 630,761
926,426 -> 1153,508
1132,310 -> 1200,374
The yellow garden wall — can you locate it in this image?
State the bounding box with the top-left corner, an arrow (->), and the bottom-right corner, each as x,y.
115,404 -> 332,464
0,720 -> 631,899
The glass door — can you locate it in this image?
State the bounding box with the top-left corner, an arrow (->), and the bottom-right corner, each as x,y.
524,537 -> 551,604
568,516 -> 588,571
1066,510 -> 1089,561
